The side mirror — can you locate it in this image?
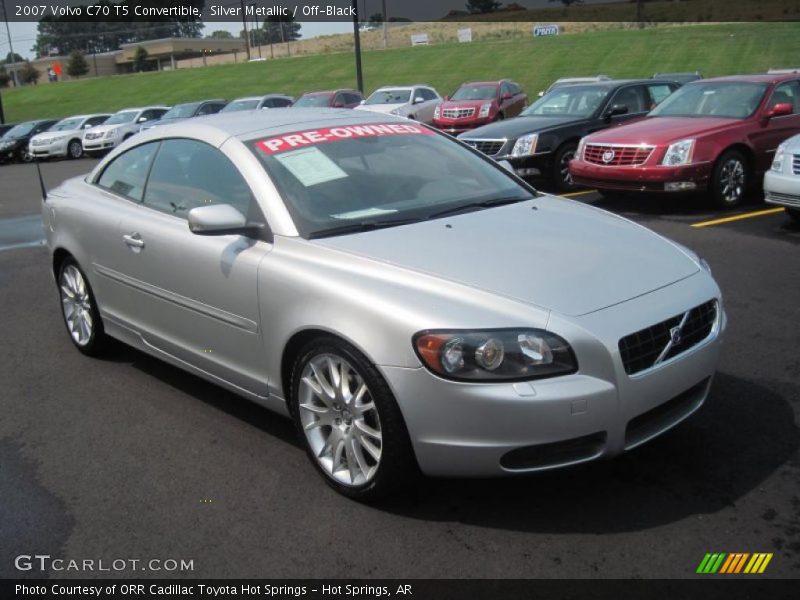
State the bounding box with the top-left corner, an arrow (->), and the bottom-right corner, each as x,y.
137,116 -> 147,123
766,102 -> 793,119
83,123 -> 92,129
414,96 -> 426,104
605,104 -> 629,119
333,102 -> 345,108
188,204 -> 257,236
502,92 -> 513,100
359,99 -> 366,105
537,91 -> 545,98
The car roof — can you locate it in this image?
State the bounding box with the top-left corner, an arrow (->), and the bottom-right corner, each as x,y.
702,73 -> 798,84
115,106 -> 169,112
458,81 -> 502,86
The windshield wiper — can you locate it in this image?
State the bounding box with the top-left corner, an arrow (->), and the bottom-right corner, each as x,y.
426,196 -> 533,219
309,217 -> 424,239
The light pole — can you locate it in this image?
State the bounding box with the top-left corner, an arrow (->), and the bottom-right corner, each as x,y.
1,1 -> 20,87
352,0 -> 363,93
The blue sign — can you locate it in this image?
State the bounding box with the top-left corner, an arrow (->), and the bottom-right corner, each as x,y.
534,24 -> 560,37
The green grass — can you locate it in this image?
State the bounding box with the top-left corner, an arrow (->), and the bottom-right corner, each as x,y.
4,22 -> 800,122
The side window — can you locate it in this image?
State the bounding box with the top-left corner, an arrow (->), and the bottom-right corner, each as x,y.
86,116 -> 108,127
510,82 -> 521,95
96,142 -> 158,202
769,81 -> 800,113
333,93 -> 345,106
263,98 -> 278,108
138,109 -> 158,122
500,82 -> 511,97
273,97 -> 293,107
609,86 -> 648,114
197,103 -> 224,116
647,84 -> 675,108
143,139 -> 255,220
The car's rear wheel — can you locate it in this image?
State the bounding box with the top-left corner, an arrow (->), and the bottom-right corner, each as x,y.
58,258 -> 107,356
290,336 -> 417,501
711,150 -> 749,208
67,139 -> 83,159
552,142 -> 579,192
786,208 -> 800,223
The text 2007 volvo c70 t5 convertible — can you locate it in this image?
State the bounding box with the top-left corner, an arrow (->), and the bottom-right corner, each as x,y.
43,109 -> 726,500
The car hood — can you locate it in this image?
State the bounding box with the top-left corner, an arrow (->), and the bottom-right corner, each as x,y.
31,129 -> 80,142
441,99 -> 496,110
587,116 -> 741,144
313,197 -> 699,317
84,124 -> 125,135
461,115 -> 582,140
355,104 -> 405,115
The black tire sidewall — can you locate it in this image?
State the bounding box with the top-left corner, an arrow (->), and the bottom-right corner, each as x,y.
553,143 -> 579,192
787,208 -> 800,222
712,150 -> 749,208
57,258 -> 105,356
289,336 -> 417,501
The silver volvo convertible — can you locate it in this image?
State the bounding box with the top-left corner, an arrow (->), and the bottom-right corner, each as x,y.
43,109 -> 726,499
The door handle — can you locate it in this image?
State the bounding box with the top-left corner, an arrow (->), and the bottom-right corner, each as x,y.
123,233 -> 145,249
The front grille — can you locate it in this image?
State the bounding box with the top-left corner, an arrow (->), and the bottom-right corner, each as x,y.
500,432 -> 606,470
624,378 -> 710,449
443,107 -> 475,119
84,132 -> 103,140
619,300 -> 717,376
766,191 -> 800,208
584,144 -> 654,166
793,154 -> 800,175
462,139 -> 505,156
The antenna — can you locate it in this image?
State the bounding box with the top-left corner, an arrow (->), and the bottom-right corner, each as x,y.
35,159 -> 48,202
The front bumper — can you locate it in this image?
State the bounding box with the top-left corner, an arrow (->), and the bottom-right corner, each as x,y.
764,170 -> 800,209
380,273 -> 725,477
570,160 -> 713,192
82,138 -> 117,152
30,140 -> 69,158
0,145 -> 21,162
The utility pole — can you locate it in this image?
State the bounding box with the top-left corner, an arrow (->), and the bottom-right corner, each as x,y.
382,0 -> 388,49
352,0 -> 363,93
1,1 -> 20,87
240,0 -> 251,60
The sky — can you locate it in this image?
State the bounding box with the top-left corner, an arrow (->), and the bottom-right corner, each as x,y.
0,21 -> 355,60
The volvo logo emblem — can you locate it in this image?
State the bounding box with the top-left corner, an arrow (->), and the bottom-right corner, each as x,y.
669,325 -> 683,345
602,150 -> 615,163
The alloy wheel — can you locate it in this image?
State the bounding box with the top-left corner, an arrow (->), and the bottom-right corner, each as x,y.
719,158 -> 745,204
60,264 -> 93,346
68,140 -> 83,159
298,353 -> 382,487
560,149 -> 576,187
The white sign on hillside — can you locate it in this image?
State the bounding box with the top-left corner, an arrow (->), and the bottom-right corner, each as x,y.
533,24 -> 560,37
458,28 -> 472,43
411,34 -> 429,46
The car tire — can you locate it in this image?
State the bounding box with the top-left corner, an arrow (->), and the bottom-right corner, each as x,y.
290,336 -> 418,501
711,149 -> 749,208
57,257 -> 108,357
787,208 -> 800,223
552,142 -> 579,193
496,113 -> 505,121
17,148 -> 33,163
67,139 -> 83,159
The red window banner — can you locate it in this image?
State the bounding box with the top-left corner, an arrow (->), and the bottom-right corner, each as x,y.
256,122 -> 434,155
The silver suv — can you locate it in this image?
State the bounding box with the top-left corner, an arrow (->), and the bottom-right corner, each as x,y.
764,132 -> 800,222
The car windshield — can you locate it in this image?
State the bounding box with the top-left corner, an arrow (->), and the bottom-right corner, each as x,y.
522,85 -> 608,117
222,99 -> 260,112
4,122 -> 37,137
161,104 -> 200,119
248,124 -> 534,238
294,94 -> 333,108
451,85 -> 497,101
649,82 -> 768,119
49,117 -> 84,131
105,111 -> 138,125
365,90 -> 411,105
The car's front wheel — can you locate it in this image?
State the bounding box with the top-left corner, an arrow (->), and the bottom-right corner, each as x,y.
67,139 -> 83,159
290,336 -> 417,500
58,258 -> 107,356
711,150 -> 749,208
553,142 -> 579,192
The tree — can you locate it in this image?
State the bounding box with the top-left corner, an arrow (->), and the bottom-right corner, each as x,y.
208,30 -> 233,39
132,46 -> 150,72
465,0 -> 502,13
548,0 -> 584,6
3,52 -> 25,64
66,49 -> 89,78
0,65 -> 9,88
263,15 -> 302,43
19,61 -> 41,85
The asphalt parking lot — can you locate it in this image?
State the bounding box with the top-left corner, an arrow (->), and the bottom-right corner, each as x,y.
0,159 -> 798,579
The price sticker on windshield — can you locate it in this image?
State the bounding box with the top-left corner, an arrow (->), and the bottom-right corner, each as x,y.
256,123 -> 434,155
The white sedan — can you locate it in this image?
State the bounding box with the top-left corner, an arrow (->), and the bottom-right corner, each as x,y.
764,133 -> 800,222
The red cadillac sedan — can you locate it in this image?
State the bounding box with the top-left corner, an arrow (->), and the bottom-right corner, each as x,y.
569,74 -> 800,207
433,80 -> 527,135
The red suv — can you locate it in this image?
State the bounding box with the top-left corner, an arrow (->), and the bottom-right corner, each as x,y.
570,74 -> 800,207
433,80 -> 527,135
293,90 -> 365,109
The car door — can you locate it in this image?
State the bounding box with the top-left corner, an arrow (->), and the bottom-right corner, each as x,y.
115,138 -> 273,396
508,81 -> 526,116
414,88 -> 440,123
602,84 -> 651,127
750,80 -> 800,171
499,82 -> 513,115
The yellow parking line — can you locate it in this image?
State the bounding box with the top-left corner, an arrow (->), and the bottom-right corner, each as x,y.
561,189 -> 597,198
691,207 -> 785,228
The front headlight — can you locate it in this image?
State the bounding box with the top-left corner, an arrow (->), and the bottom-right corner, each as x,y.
414,328 -> 577,382
576,137 -> 587,160
771,144 -> 786,172
433,105 -> 440,119
478,103 -> 492,118
511,133 -> 538,157
105,129 -> 118,139
661,139 -> 695,166
51,135 -> 67,143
